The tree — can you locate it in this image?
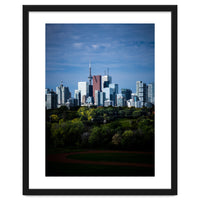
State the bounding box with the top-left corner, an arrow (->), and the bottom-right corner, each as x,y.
112,133 -> 122,145
50,114 -> 59,122
50,123 -> 64,147
121,130 -> 136,149
63,120 -> 84,146
88,126 -> 102,147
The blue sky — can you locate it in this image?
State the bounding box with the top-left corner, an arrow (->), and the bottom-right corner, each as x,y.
46,24 -> 154,96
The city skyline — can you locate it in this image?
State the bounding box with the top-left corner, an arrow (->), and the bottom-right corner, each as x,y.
46,24 -> 154,96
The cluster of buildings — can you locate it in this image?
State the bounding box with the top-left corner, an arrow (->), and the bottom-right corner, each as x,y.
45,63 -> 154,110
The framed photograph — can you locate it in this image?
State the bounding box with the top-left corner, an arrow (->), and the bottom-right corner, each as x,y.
23,5 -> 177,195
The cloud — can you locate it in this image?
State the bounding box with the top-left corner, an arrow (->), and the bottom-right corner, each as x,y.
72,35 -> 80,40
91,44 -> 99,49
73,42 -> 83,48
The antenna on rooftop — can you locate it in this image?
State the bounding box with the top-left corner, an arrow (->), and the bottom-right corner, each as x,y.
88,59 -> 92,85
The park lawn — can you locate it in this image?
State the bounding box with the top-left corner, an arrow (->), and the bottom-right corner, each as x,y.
47,147 -> 88,154
46,162 -> 154,176
66,152 -> 154,164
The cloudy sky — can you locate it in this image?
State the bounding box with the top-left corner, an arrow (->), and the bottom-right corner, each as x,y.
46,24 -> 154,96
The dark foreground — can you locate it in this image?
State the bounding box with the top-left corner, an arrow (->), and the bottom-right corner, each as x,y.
46,150 -> 154,176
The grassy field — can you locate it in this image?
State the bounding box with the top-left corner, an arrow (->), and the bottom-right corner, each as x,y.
46,150 -> 154,176
67,152 -> 154,164
46,162 -> 154,176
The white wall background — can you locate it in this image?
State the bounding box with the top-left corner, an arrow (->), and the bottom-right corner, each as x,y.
0,0 -> 199,199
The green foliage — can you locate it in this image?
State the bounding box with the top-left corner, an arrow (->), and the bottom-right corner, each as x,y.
132,110 -> 142,118
47,106 -> 154,151
121,130 -> 137,149
50,114 -> 59,122
112,133 -> 122,145
88,126 -> 102,146
138,119 -> 154,135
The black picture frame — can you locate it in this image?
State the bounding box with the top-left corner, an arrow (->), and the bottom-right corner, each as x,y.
23,5 -> 177,195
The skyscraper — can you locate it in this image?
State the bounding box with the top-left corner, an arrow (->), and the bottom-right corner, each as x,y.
74,90 -> 81,106
121,88 -> 132,101
46,89 -> 57,110
102,87 -> 113,100
95,90 -> 100,106
117,94 -> 125,107
78,82 -> 89,104
131,93 -> 139,102
136,81 -> 148,104
56,83 -> 71,105
102,75 -> 112,89
93,75 -> 101,103
100,92 -> 106,107
45,88 -> 50,104
104,100 -> 114,107
148,83 -> 154,104
109,83 -> 118,106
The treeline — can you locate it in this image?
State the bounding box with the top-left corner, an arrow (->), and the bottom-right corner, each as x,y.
46,106 -> 154,151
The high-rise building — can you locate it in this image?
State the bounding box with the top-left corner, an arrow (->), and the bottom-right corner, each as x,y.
127,99 -> 135,108
93,75 -> 101,103
102,87 -> 114,101
100,92 -> 106,106
121,88 -> 132,101
78,82 -> 89,104
74,90 -> 81,106
102,75 -> 112,89
147,83 -> 154,104
56,83 -> 71,105
82,95 -> 87,105
45,88 -> 50,104
86,96 -> 94,105
136,81 -> 148,103
109,83 -> 118,105
46,89 -> 57,110
135,101 -> 143,108
66,98 -> 78,108
104,100 -> 114,107
131,93 -> 139,102
45,88 -> 50,95
95,90 -> 100,106
117,94 -> 125,107
109,83 -> 118,94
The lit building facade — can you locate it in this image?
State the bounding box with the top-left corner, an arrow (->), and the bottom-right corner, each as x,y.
109,83 -> 118,105
74,90 -> 81,106
117,94 -> 125,107
104,100 -> 114,107
46,89 -> 57,110
56,83 -> 71,105
131,93 -> 139,102
102,87 -> 114,101
95,90 -> 100,106
136,81 -> 148,103
100,92 -> 106,106
102,75 -> 112,89
148,83 -> 154,104
86,96 -> 94,105
78,82 -> 89,104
